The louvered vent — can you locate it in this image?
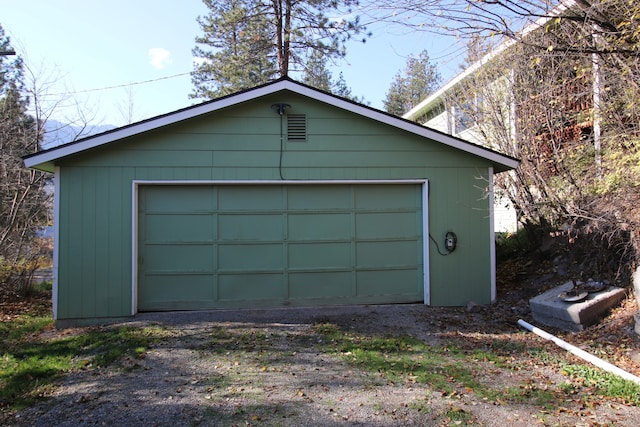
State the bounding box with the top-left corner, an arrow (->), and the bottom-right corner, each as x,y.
287,114 -> 307,141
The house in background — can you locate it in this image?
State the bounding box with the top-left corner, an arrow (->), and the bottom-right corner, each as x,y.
402,59 -> 521,233
401,0 -> 596,234
24,78 -> 518,327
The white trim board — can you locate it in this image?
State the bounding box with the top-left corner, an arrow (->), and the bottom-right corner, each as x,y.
422,181 -> 431,305
488,167 -> 497,303
52,167 -> 61,320
24,79 -> 519,173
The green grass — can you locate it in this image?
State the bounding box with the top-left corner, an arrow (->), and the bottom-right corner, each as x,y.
312,322 -> 640,409
443,405 -> 475,425
561,363 -> 640,405
0,314 -> 161,409
0,315 -> 51,343
313,323 -> 485,396
3,307 -> 639,417
491,384 -> 558,408
525,347 -> 640,406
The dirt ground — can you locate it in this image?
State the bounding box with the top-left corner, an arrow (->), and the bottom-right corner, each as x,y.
8,291 -> 640,427
4,249 -> 640,426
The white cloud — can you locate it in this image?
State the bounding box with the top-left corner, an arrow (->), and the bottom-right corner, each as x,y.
148,48 -> 173,69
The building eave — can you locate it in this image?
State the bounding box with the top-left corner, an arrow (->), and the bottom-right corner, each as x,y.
24,77 -> 519,173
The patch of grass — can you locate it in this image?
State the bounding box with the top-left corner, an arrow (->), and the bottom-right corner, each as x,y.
518,347 -> 640,405
408,396 -> 432,413
313,322 -> 339,336
313,322 -> 640,410
0,317 -> 162,410
0,315 -> 51,343
442,404 -> 475,425
561,363 -> 640,405
493,384 -> 558,408
71,326 -> 158,367
469,348 -> 507,367
314,323 -> 484,395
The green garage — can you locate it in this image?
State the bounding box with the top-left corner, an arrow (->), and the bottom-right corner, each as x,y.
24,78 -> 518,327
137,183 -> 425,310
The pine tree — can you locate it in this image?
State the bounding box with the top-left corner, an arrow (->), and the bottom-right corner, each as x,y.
333,72 -> 367,104
0,24 -> 50,289
191,0 -> 369,100
301,51 -> 367,103
301,49 -> 333,92
191,0 -> 276,99
383,50 -> 441,116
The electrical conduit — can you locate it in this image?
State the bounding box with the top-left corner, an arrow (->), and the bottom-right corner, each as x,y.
517,319 -> 640,385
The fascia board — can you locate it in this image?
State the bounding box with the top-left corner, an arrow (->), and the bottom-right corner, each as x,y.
24,81 -> 292,169
288,82 -> 519,169
24,78 -> 519,172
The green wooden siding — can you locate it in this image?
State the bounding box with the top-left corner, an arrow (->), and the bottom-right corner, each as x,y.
138,184 -> 423,310
54,91 -> 495,323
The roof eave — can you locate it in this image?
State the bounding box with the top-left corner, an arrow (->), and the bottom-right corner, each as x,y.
24,79 -> 295,169
24,78 -> 519,173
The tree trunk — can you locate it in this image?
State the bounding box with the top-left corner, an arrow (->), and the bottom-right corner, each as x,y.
282,0 -> 292,77
272,0 -> 285,76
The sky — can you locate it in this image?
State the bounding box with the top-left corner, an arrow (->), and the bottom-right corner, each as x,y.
2,0 -> 466,128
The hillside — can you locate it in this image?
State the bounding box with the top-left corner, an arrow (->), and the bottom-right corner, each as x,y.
43,120 -> 115,149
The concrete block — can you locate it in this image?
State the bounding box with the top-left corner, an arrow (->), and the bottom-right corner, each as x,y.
529,281 -> 627,332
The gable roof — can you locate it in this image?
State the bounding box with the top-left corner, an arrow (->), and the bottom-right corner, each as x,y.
24,77 -> 519,173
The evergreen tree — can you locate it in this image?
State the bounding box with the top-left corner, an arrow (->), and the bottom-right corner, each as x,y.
333,72 -> 368,104
191,0 -> 276,99
383,50 -> 441,116
191,0 -> 369,100
301,49 -> 333,92
301,51 -> 367,103
0,24 -> 50,289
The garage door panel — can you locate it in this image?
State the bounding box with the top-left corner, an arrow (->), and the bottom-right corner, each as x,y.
356,212 -> 420,239
355,185 -> 419,209
218,243 -> 283,271
289,272 -> 353,298
288,242 -> 352,269
288,185 -> 351,210
139,274 -> 215,310
357,269 -> 422,297
356,240 -> 419,268
145,214 -> 215,242
218,214 -> 283,241
218,186 -> 283,210
144,244 -> 214,273
287,213 -> 351,241
143,186 -> 215,212
218,273 -> 286,301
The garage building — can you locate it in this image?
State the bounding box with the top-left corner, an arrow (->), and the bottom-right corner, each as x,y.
24,78 -> 519,327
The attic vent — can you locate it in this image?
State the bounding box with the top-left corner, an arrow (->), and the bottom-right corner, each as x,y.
287,114 -> 307,141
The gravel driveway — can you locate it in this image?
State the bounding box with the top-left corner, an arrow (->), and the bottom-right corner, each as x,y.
12,303 -> 640,426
